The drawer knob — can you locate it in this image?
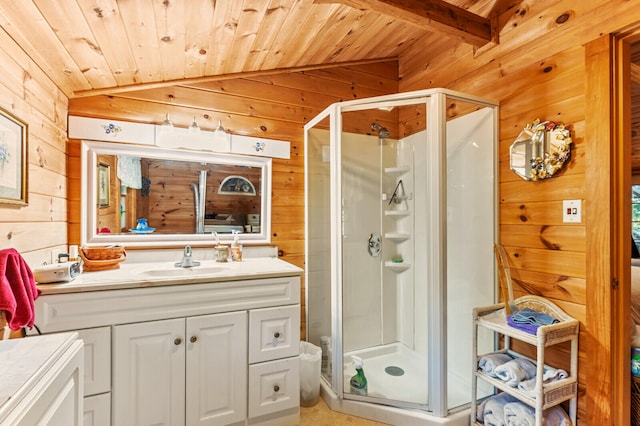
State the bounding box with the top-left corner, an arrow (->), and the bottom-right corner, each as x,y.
174,338 -> 182,346
274,332 -> 281,339
190,336 -> 198,343
274,385 -> 280,393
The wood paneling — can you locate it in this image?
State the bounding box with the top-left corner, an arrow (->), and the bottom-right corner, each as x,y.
0,26 -> 68,267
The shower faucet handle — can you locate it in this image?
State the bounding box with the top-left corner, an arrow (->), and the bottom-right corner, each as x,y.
368,233 -> 382,257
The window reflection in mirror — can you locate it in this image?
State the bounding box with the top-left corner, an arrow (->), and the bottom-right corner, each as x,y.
82,141 -> 271,247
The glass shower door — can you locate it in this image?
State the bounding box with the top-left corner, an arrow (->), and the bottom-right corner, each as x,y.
339,101 -> 429,410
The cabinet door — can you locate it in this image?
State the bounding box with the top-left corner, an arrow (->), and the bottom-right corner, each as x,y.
75,327 -> 111,396
186,311 -> 248,426
112,318 -> 186,426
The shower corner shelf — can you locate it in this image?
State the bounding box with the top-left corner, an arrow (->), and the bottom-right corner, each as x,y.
384,166 -> 410,175
471,296 -> 578,426
384,232 -> 410,241
384,260 -> 411,271
384,210 -> 410,217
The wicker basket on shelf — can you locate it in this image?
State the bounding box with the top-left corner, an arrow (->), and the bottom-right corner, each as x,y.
80,246 -> 126,271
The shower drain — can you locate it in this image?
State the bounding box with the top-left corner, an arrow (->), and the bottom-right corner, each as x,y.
385,366 -> 405,376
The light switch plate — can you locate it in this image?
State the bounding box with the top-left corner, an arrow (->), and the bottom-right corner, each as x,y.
563,199 -> 582,223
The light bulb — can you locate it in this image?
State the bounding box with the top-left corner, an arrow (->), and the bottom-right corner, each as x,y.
211,120 -> 231,151
189,116 -> 200,134
159,113 -> 174,136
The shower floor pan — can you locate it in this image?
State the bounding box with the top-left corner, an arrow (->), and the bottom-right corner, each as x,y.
344,342 -> 428,405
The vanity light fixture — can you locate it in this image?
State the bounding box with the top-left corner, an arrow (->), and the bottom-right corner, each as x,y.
211,119 -> 231,152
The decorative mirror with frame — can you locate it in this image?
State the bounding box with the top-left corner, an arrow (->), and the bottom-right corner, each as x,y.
510,119 -> 572,181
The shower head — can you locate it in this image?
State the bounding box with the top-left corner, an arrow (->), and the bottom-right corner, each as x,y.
371,122 -> 390,139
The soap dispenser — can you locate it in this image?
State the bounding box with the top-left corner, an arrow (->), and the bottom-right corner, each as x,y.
350,356 -> 368,396
230,230 -> 243,262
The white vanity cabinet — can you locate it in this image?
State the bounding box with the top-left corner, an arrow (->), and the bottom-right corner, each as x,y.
34,271 -> 301,426
112,312 -> 248,426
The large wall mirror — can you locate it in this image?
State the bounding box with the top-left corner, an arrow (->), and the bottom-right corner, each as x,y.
82,141 -> 271,247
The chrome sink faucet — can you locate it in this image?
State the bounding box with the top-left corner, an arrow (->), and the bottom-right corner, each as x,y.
175,245 -> 201,268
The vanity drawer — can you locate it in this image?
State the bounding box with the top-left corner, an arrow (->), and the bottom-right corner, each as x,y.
75,327 -> 111,396
83,393 -> 111,426
249,305 -> 300,364
248,357 -> 300,419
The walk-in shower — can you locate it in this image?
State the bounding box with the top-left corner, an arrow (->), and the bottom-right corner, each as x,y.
304,89 -> 499,425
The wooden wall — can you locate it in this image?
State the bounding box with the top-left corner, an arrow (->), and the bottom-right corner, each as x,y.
396,1 -> 640,423
68,61 -> 400,339
0,26 -> 68,267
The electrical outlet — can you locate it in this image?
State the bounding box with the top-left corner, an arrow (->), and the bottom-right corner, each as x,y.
562,199 -> 582,223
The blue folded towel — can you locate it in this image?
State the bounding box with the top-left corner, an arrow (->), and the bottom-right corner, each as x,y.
506,315 -> 538,335
507,308 -> 559,335
511,308 -> 559,326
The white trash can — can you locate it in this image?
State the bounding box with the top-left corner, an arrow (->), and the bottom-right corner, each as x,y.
299,341 -> 322,407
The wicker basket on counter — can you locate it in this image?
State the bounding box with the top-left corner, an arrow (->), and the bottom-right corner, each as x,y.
80,246 -> 126,271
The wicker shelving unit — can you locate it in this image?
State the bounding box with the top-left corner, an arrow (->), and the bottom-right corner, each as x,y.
471,295 -> 579,426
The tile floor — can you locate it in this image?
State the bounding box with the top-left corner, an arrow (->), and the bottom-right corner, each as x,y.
300,397 -> 388,425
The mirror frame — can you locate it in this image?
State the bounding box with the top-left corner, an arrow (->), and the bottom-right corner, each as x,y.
81,141 -> 272,247
509,120 -> 572,181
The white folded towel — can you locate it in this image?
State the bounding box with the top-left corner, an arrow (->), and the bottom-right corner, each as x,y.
504,402 -> 534,426
503,402 -> 571,426
494,358 -> 537,387
477,393 -> 519,426
479,353 -> 514,377
517,366 -> 569,396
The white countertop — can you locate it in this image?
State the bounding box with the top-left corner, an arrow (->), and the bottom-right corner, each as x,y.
36,256 -> 303,295
0,333 -> 79,419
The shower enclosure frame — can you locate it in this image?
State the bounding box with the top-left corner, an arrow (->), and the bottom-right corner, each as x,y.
304,88 -> 499,420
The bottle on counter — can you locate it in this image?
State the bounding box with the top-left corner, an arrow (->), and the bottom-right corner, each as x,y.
230,230 -> 243,262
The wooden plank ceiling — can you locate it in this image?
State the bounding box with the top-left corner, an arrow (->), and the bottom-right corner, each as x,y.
0,0 -> 505,99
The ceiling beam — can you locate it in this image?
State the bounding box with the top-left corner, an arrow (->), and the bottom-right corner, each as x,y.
316,0 -> 495,47
71,57 -> 397,98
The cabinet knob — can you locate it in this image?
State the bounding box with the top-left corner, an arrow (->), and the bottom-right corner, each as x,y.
274,331 -> 281,339
273,385 -> 280,393
190,336 -> 198,343
174,338 -> 182,346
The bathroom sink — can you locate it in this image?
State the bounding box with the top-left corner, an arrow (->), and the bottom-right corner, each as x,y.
140,266 -> 228,278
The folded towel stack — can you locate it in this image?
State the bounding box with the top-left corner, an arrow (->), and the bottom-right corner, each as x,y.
517,366 -> 568,396
477,393 -> 572,425
507,308 -> 559,335
477,393 -> 518,425
503,401 -> 571,425
494,358 -> 537,387
478,353 -> 514,377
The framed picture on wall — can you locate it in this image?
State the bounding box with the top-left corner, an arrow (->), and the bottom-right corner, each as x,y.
0,107 -> 27,206
98,163 -> 110,208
